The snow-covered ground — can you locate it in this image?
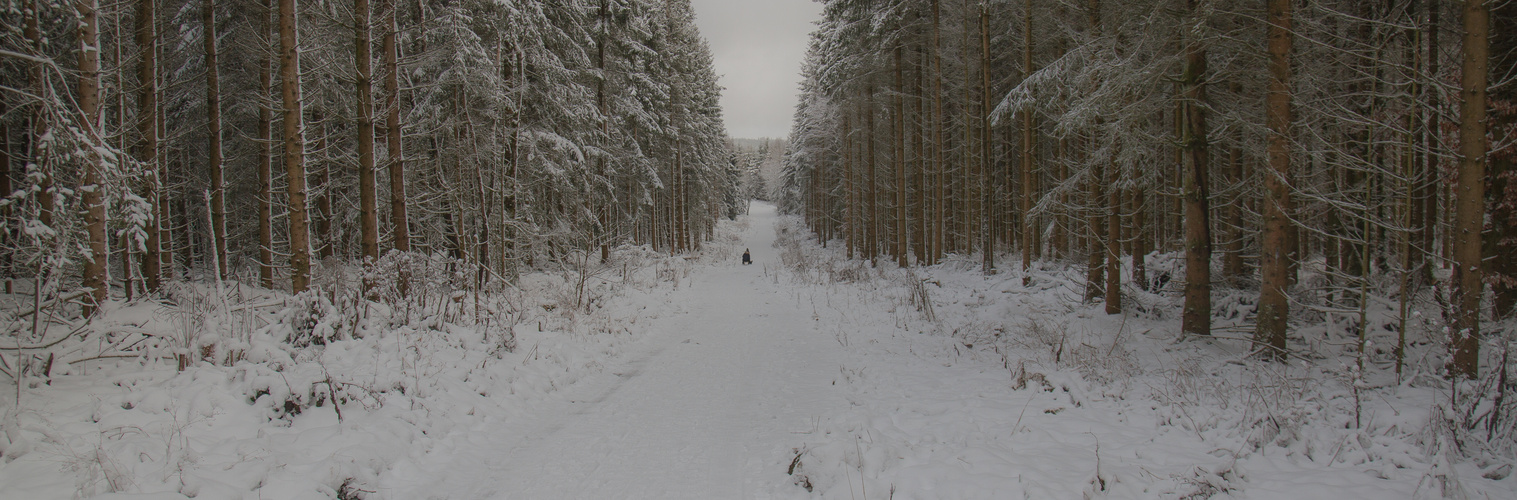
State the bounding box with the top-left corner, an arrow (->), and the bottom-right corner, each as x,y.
379,203 -> 849,498
1,202 -> 1513,499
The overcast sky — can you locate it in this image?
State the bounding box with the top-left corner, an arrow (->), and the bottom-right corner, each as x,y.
689,0 -> 823,140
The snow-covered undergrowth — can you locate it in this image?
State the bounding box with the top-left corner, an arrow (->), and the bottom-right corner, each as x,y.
770,215 -> 1515,499
0,225 -> 737,499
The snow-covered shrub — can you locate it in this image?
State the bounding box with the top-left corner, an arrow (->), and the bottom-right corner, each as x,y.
654,255 -> 692,287
786,431 -> 897,499
160,281 -> 240,369
1070,337 -> 1140,389
1012,317 -> 1071,365
1144,251 -> 1183,295
1212,288 -> 1256,326
610,243 -> 664,288
772,215 -> 812,273
771,215 -> 886,286
365,250 -> 473,326
554,247 -> 617,317
1441,333 -> 1517,463
899,270 -> 936,322
695,214 -> 745,265
478,291 -> 521,355
826,260 -> 875,284
280,291 -> 342,349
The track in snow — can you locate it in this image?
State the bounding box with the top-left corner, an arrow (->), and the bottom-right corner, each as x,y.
395,203 -> 844,499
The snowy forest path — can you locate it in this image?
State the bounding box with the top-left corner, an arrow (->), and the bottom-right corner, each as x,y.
389,202 -> 845,499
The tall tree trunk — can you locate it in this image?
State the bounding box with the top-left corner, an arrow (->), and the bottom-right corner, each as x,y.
24,0 -> 54,234
258,0 -> 274,287
1105,159 -> 1121,314
931,0 -> 944,265
1398,0 -> 1424,378
156,42 -> 172,281
866,83 -> 878,266
171,191 -> 187,274
1021,0 -> 1035,285
504,46 -> 521,273
896,45 -> 908,268
1133,187 -> 1148,289
1182,2 -> 1211,336
1421,2 -> 1440,281
0,103 -> 11,294
1488,0 -> 1517,319
1085,146 -> 1105,302
204,0 -> 227,280
1171,87 -> 1183,255
280,0 -> 311,293
138,0 -> 161,292
597,0 -> 611,263
914,44 -> 927,265
1449,0 -> 1488,379
1222,125 -> 1244,281
961,7 -> 974,258
475,140 -> 490,287
356,0 -> 378,262
384,0 -> 409,253
980,4 -> 994,275
78,0 -> 107,314
845,111 -> 856,259
1256,0 -> 1294,361
1083,0 -> 1103,302
1055,138 -> 1068,259
675,138 -> 686,252
314,117 -> 331,259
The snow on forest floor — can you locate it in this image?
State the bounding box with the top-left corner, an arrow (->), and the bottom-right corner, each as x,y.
1,202 -> 1514,499
768,212 -> 1515,499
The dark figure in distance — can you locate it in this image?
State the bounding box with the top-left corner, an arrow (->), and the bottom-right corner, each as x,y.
742,249 -> 752,265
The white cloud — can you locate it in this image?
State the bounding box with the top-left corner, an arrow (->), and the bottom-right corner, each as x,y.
689,0 -> 822,140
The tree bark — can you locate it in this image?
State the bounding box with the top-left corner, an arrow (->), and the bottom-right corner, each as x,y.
1256,0 -> 1294,361
960,7 -> 975,258
1222,125 -> 1244,281
138,0 -> 161,292
844,111 -> 856,259
78,0 -> 107,314
1421,2 -> 1440,280
1083,0 -> 1103,302
383,0 -> 409,253
1021,0 -> 1035,285
356,0 -> 378,262
1085,157 -> 1106,302
112,7 -> 129,298
1133,187 -> 1148,289
24,0 -> 53,233
313,117 -> 331,259
280,0 -> 311,294
1055,138 -> 1068,259
1450,0 -> 1488,379
258,0 -> 274,287
931,0 -> 944,265
866,83 -> 878,266
204,0 -> 227,280
980,4 -> 994,275
896,45 -> 908,268
1182,2 -> 1211,336
597,0 -> 611,263
0,103 -> 10,294
1488,0 -> 1517,319
1105,159 -> 1121,314
158,103 -> 172,281
914,44 -> 927,265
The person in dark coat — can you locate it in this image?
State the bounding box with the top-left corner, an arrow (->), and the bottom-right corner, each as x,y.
742,249 -> 752,265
